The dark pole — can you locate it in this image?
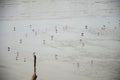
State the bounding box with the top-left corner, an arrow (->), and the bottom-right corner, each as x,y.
32,52 -> 37,80
33,52 -> 36,73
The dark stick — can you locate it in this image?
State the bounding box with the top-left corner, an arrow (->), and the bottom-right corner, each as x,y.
32,52 -> 37,80
33,52 -> 36,73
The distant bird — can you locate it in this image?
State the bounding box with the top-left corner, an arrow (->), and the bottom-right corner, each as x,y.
32,29 -> 35,32
55,54 -> 58,60
77,62 -> 80,68
17,51 -> 19,56
30,24 -> 32,28
24,58 -> 26,62
97,32 -> 100,36
91,60 -> 93,65
55,26 -> 58,33
81,33 -> 84,36
80,39 -> 82,42
85,25 -> 88,29
19,39 -> 22,44
51,35 -> 54,40
8,47 -> 10,51
14,27 -> 16,31
43,40 -> 45,44
16,56 -> 18,60
101,25 -> 106,30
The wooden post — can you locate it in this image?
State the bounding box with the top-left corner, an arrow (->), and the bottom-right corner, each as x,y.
32,52 -> 37,80
33,52 -> 36,73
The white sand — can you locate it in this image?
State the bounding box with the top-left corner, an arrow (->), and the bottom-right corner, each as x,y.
0,18 -> 120,80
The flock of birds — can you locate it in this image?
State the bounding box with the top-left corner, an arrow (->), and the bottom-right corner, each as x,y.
7,20 -> 120,69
